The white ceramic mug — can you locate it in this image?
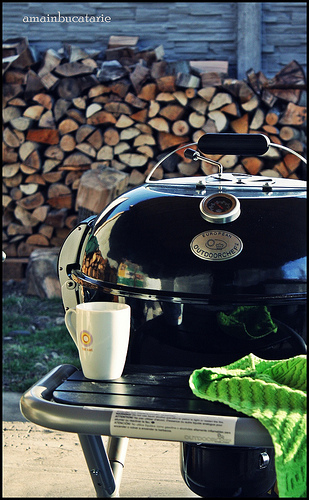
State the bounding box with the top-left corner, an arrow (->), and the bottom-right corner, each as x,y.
65,301 -> 131,380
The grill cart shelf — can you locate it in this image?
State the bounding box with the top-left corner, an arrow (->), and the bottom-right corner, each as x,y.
20,363 -> 273,498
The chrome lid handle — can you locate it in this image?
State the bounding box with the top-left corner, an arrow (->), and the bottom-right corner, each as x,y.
145,133 -> 306,185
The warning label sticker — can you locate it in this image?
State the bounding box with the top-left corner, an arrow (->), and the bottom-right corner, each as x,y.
110,410 -> 237,445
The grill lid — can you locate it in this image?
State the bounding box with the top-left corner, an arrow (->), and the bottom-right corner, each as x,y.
59,135 -> 307,304
71,172 -> 306,303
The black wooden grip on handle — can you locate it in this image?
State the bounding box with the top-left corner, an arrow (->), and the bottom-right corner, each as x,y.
197,133 -> 270,155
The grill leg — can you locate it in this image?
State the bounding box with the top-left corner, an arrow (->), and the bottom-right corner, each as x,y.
78,434 -> 116,497
107,437 -> 129,496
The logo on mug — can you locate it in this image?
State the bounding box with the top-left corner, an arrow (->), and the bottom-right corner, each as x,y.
80,330 -> 93,347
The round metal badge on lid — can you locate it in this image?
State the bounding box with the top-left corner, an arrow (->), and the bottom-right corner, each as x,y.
200,193 -> 240,224
191,230 -> 243,261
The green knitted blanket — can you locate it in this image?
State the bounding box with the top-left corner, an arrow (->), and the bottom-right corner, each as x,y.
217,305 -> 278,339
189,354 -> 307,498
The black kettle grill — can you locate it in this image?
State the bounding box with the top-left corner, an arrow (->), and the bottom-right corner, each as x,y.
58,133 -> 306,497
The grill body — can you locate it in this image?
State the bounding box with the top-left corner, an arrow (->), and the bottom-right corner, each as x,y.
59,171 -> 306,497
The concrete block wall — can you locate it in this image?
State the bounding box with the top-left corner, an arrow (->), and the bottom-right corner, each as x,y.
262,2 -> 307,76
2,2 -> 307,78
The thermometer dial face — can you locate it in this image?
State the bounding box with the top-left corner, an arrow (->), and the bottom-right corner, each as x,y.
200,193 -> 240,223
206,195 -> 234,213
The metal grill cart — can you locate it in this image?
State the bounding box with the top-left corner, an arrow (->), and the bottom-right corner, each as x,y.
21,134 -> 306,497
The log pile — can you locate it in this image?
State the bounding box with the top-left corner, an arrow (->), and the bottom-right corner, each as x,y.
2,36 -> 307,260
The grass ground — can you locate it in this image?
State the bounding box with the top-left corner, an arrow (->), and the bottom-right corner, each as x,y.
2,279 -> 80,392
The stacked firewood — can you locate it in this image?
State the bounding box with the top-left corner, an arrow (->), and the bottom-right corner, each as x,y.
2,36 -> 307,259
